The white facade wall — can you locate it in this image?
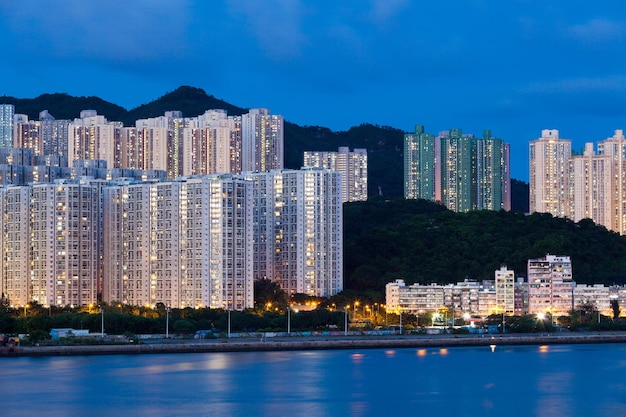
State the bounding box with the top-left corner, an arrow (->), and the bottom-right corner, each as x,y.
527,254 -> 574,315
495,266 -> 515,315
303,147 -> 368,202
250,168 -> 343,297
241,109 -> 283,172
68,111 -> 121,169
30,182 -> 100,307
529,130 -> 572,217
103,175 -> 254,310
0,186 -> 31,306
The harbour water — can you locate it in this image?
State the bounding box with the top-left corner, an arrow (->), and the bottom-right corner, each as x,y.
1,343 -> 625,417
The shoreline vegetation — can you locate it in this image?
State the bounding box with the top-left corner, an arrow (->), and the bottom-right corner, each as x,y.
3,332 -> 626,357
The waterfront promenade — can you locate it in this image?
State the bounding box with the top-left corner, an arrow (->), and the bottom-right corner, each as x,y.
3,332 -> 626,357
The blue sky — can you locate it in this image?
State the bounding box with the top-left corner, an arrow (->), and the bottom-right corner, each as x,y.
2,1 -> 626,181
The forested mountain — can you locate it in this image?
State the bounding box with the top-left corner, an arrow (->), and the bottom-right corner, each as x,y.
1,86 -> 529,207
344,198 -> 626,297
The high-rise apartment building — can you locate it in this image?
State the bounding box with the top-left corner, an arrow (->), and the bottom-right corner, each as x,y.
597,130 -> 626,235
530,129 -> 626,235
119,126 -> 169,172
0,104 -> 14,148
183,110 -> 238,176
136,111 -> 186,179
249,168 -> 343,297
103,175 -> 254,310
527,254 -> 574,315
529,129 -> 572,217
241,109 -> 283,172
68,110 -> 122,169
568,142 -> 612,226
404,126 -> 510,212
404,125 -> 437,201
24,181 -> 100,307
439,129 -> 476,212
0,186 -> 30,306
303,147 -> 368,202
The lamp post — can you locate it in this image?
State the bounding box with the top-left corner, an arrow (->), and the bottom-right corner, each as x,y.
119,304 -> 123,314
399,308 -> 402,335
287,306 -> 291,335
165,307 -> 170,339
23,304 -> 29,318
227,309 -> 231,339
100,307 -> 104,337
344,306 -> 348,336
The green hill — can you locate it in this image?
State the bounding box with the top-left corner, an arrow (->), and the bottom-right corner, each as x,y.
344,197 -> 626,297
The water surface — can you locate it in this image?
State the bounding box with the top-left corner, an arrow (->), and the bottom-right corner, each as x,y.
1,343 -> 625,417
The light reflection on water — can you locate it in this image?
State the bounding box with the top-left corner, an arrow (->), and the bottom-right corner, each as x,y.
1,343 -> 626,417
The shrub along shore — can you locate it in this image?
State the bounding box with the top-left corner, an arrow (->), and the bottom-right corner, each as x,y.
3,332 -> 626,357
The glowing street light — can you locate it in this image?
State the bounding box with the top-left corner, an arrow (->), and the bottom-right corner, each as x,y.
432,312 -> 441,327
344,306 -> 349,335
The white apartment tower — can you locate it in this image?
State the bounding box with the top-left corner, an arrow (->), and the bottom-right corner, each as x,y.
182,110 -> 238,176
0,104 -> 14,148
136,111 -> 186,179
529,129 -> 572,217
249,168 -> 343,297
0,186 -> 31,306
527,254 -> 574,315
103,175 -> 254,310
241,109 -> 283,172
495,266 -> 515,316
119,126 -> 169,172
597,129 -> 626,234
30,181 -> 100,307
303,147 -> 368,202
68,110 -> 122,169
568,143 -> 612,226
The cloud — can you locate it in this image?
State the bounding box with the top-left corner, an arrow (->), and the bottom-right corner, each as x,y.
368,0 -> 409,25
567,18 -> 626,45
523,76 -> 626,95
0,0 -> 190,62
227,0 -> 307,61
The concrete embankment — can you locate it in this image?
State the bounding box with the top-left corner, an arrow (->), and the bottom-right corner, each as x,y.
3,333 -> 626,357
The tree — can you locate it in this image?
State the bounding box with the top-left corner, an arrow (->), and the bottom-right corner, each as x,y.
610,299 -> 621,320
254,279 -> 288,310
172,319 -> 196,335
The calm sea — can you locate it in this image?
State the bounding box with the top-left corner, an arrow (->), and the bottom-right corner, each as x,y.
1,343 -> 625,417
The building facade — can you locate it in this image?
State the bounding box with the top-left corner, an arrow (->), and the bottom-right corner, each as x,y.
249,168 -> 343,297
103,175 -> 254,310
303,146 -> 368,202
404,126 -> 510,212
529,129 -> 572,217
527,254 -> 574,315
0,104 -> 14,148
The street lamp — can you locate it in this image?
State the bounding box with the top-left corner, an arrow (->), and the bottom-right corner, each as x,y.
227,309 -> 231,339
344,306 -> 349,335
100,308 -> 104,337
287,306 -> 291,335
23,304 -> 29,317
165,307 -> 170,339
432,312 -> 440,327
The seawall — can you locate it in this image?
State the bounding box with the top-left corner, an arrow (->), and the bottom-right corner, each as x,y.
3,333 -> 626,357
